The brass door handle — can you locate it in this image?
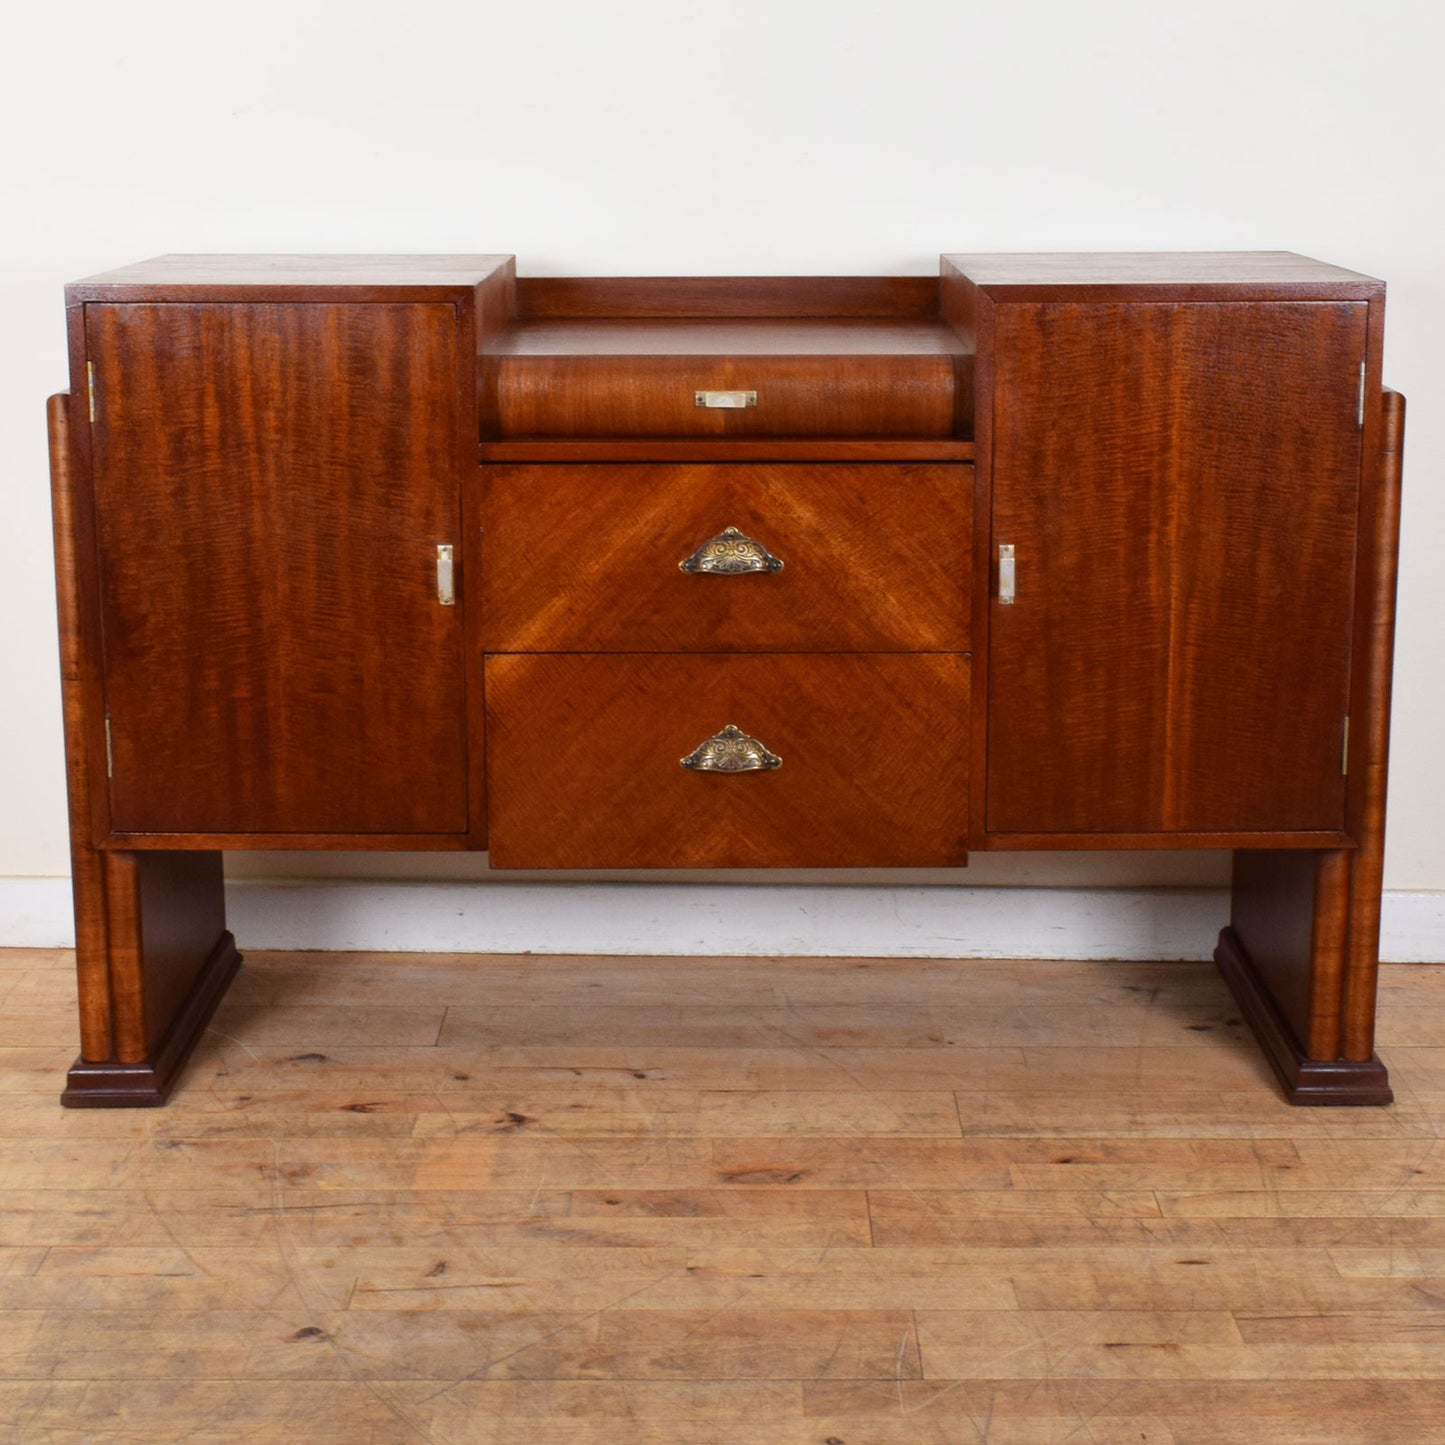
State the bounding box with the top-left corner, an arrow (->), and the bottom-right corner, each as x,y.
680,724 -> 782,773
679,527 -> 784,575
436,544 -> 455,605
998,543 -> 1016,604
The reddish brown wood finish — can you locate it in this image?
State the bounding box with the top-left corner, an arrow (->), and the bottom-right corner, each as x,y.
480,464 -> 971,653
942,250 -> 1381,296
1230,849 -> 1349,1059
515,276 -> 941,320
54,373 -> 241,1105
490,318 -> 965,355
100,851 -> 230,1060
983,300 -> 1367,836
87,302 -> 470,836
48,394 -> 111,1060
943,252 -> 1399,1103
68,253 -> 516,307
1342,390 -> 1406,1060
1213,390 -> 1404,1104
479,439 -> 975,463
61,918 -> 240,1107
984,829 -> 1352,851
482,341 -> 962,440
102,832 -> 472,851
1213,924 -> 1392,1105
46,254 -> 1406,1110
485,654 -> 970,868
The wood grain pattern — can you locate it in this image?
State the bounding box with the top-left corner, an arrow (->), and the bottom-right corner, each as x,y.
478,437 -> 977,462
515,275 -> 942,319
87,302 -> 469,836
986,299 -> 1367,836
62,932 -> 242,1108
47,394 -> 111,1061
1214,925 -> 1392,1105
67,253 -> 515,304
1343,389 -> 1406,1060
485,653 -> 969,867
944,250 -> 1382,294
48,254 -> 1406,1117
2,947 -> 1441,1442
1230,849 -> 1349,1058
483,349 -> 961,439
480,463 -> 971,651
488,318 -> 967,355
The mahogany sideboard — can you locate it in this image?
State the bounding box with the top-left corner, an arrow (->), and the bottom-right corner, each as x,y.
46,252 -> 1405,1107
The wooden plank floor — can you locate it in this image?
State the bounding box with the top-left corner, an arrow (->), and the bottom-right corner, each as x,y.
2,948 -> 1444,1444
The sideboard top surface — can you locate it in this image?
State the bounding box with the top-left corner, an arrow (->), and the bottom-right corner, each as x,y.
944,250 -> 1382,294
66,254 -> 516,304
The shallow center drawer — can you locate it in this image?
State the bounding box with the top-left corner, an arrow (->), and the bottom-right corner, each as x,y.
479,463 -> 972,652
484,652 -> 970,868
480,318 -> 967,438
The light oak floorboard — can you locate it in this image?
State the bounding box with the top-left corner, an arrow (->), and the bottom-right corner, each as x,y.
2,949 -> 1443,1443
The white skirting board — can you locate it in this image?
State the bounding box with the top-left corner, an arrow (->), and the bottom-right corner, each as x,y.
2,876 -> 1444,961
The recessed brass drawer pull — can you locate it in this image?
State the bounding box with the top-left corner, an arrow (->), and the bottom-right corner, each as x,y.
679,526 -> 784,575
680,724 -> 782,773
694,390 -> 757,409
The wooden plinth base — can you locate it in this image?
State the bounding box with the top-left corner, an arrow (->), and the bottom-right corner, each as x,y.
1214,926 -> 1392,1106
61,933 -> 242,1108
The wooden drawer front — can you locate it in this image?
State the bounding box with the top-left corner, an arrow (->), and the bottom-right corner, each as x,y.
485,653 -> 969,868
481,463 -> 972,652
483,355 -> 960,438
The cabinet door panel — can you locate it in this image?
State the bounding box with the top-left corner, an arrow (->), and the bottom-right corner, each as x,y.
89,303 -> 467,835
987,301 -> 1366,835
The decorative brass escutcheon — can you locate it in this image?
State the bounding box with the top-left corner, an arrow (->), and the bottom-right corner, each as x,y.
680,724 -> 782,773
679,526 -> 784,575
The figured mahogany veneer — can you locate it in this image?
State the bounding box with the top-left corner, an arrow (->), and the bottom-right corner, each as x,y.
983,299 -> 1366,836
485,653 -> 970,869
481,318 -> 968,438
47,253 -> 1404,1107
480,463 -> 971,653
88,301 -> 472,836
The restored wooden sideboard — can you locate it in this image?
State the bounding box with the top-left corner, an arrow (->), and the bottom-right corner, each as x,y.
46,252 -> 1405,1106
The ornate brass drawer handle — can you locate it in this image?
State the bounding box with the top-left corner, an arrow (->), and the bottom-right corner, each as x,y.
680,724 -> 782,773
679,526 -> 784,575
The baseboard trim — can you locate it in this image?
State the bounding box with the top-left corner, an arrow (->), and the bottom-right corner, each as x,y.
4,876 -> 1443,960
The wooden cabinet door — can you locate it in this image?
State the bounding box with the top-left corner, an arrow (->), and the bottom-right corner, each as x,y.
986,300 -> 1367,836
88,302 -> 468,835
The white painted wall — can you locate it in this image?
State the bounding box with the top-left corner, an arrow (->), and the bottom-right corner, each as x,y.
2,0 -> 1441,948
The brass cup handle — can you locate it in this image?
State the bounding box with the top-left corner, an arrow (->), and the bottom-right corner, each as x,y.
680,724 -> 782,773
679,527 -> 784,575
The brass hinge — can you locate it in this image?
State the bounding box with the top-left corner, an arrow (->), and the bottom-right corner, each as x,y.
104,715 -> 113,779
1341,715 -> 1350,776
1357,362 -> 1366,428
87,362 -> 96,424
